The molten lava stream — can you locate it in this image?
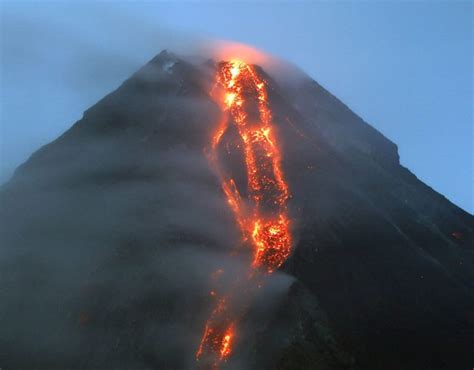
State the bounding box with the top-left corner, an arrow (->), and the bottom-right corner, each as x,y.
196,60 -> 292,368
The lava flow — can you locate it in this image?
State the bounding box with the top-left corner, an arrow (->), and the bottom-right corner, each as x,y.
213,60 -> 292,272
196,60 -> 292,368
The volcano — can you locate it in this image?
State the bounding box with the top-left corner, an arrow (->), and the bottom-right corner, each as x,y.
1,50 -> 473,370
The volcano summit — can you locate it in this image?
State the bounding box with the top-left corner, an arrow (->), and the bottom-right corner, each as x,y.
1,50 -> 473,370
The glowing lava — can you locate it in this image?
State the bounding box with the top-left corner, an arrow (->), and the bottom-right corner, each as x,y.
213,60 -> 292,272
196,60 -> 292,368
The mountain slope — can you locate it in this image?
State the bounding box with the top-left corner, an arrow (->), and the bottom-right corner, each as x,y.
1,50 -> 472,370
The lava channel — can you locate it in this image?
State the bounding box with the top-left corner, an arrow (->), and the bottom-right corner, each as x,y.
196,60 -> 292,369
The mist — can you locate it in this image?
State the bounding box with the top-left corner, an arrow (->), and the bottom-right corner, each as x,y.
1,3 -> 203,185
1,6 -> 303,368
0,48 -> 303,369
2,1 -> 471,212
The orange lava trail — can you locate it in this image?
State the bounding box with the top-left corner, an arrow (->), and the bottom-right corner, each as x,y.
196,60 -> 292,368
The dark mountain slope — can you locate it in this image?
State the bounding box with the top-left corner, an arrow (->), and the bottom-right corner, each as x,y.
1,50 -> 472,370
277,74 -> 474,369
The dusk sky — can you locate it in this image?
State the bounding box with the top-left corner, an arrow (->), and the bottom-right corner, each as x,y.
1,1 -> 472,212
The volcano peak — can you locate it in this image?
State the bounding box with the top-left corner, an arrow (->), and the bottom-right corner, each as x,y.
1,49 -> 472,370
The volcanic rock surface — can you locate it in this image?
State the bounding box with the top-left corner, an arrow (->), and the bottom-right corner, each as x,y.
1,50 -> 473,370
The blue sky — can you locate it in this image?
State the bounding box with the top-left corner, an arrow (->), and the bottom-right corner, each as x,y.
1,1 -> 472,213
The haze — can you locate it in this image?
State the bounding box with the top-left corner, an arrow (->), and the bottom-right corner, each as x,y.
0,1 -> 472,213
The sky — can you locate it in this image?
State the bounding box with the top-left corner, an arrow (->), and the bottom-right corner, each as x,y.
0,1 -> 472,213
